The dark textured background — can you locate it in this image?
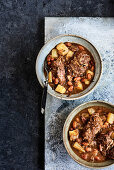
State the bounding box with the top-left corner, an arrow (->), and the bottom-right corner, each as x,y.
0,0 -> 114,170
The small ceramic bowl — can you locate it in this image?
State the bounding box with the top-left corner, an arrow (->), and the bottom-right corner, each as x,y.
36,35 -> 102,100
63,100 -> 114,168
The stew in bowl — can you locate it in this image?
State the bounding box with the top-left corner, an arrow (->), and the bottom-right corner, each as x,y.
63,101 -> 114,168
45,42 -> 95,96
69,106 -> 114,163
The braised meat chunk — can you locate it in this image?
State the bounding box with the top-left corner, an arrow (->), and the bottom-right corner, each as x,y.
68,56 -> 87,77
97,131 -> 114,156
107,147 -> 114,159
83,113 -> 103,143
77,52 -> 91,66
53,57 -> 66,85
81,113 -> 89,124
68,52 -> 91,77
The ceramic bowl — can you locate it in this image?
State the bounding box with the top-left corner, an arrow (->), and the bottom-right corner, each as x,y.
36,35 -> 102,100
63,100 -> 114,168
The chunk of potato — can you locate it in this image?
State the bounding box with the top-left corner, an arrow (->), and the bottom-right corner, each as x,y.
69,129 -> 79,141
66,50 -> 74,60
88,108 -> 95,115
86,70 -> 94,76
51,49 -> 58,58
76,81 -> 83,90
56,43 -> 69,56
107,113 -> 114,124
48,71 -> 52,83
55,84 -> 66,94
73,142 -> 85,153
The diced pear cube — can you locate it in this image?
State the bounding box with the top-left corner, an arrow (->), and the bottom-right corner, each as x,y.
67,75 -> 72,81
86,70 -> 94,76
56,43 -> 69,56
55,84 -> 66,94
73,142 -> 85,153
84,79 -> 90,85
66,50 -> 74,60
51,49 -> 58,58
77,81 -> 83,90
88,108 -> 95,115
69,129 -> 79,141
48,71 -> 52,83
107,113 -> 114,124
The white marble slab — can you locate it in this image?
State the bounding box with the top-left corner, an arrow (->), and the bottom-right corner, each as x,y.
45,17 -> 114,170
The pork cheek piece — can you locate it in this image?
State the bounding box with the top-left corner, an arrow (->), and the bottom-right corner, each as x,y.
77,52 -> 91,66
68,53 -> 91,77
53,57 -> 66,85
83,113 -> 103,143
97,131 -> 114,157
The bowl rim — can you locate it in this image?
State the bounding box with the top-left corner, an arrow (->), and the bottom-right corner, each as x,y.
35,34 -> 102,100
63,100 -> 114,168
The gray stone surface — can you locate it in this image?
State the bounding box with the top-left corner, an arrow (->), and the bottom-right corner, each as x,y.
45,17 -> 114,170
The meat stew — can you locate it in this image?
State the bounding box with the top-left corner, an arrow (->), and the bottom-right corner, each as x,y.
68,106 -> 114,162
45,42 -> 95,96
